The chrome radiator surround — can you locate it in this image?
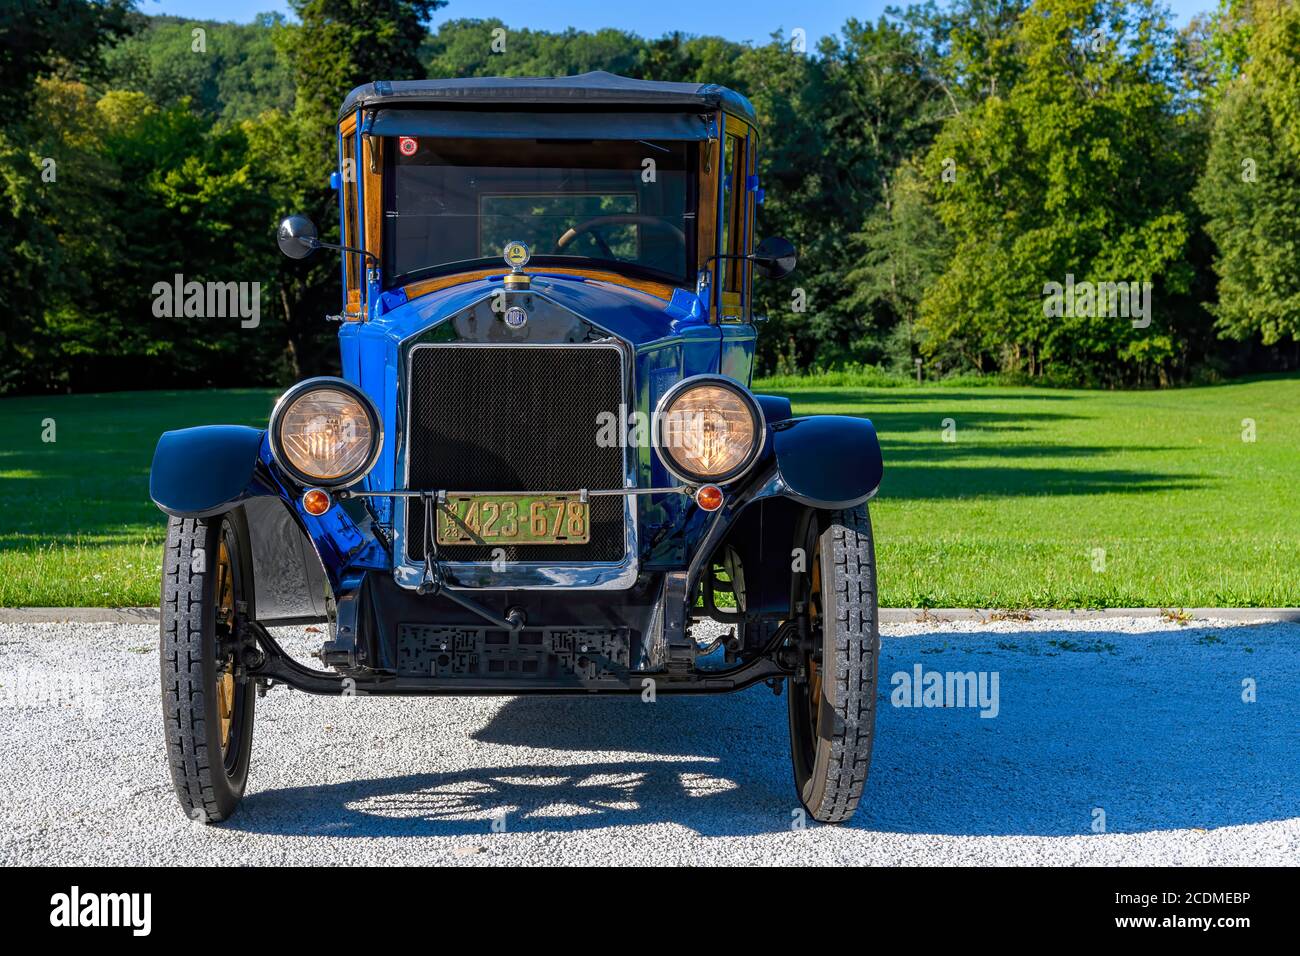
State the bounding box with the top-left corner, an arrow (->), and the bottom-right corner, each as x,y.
391,339 -> 639,591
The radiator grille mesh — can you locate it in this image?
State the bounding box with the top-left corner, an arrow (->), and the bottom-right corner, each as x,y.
405,345 -> 626,562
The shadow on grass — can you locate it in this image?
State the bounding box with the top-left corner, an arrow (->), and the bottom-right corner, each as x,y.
807,405 -> 1207,498
229,623 -> 1299,840
879,465 -> 1206,499
1,385 -> 1217,547
796,404 -> 1088,437
882,442 -> 1182,462
779,389 -> 1082,408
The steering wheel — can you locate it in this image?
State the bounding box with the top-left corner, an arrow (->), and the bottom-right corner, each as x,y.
554,214 -> 687,259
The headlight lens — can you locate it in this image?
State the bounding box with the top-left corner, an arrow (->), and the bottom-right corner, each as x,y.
271,381 -> 379,486
657,380 -> 762,482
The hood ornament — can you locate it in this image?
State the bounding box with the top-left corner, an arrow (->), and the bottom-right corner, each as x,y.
502,240 -> 531,290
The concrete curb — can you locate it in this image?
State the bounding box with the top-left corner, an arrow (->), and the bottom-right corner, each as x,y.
0,607 -> 164,624
2,607 -> 1299,625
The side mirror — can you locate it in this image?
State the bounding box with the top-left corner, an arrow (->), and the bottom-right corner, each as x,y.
277,215 -> 319,260
751,236 -> 797,280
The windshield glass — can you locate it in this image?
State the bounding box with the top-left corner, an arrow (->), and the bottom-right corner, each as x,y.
383,136 -> 696,286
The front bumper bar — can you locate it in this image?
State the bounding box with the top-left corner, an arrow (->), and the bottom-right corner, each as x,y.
246,620 -> 796,697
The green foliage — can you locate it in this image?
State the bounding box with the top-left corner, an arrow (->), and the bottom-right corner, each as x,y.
746,17 -> 950,372
102,13 -> 295,123
897,0 -> 1028,103
28,82 -> 291,390
917,0 -> 1205,385
1197,0 -> 1300,346
0,1 -> 1295,395
1201,0 -> 1254,93
0,1 -> 135,392
846,162 -> 953,372
284,0 -> 445,120
266,1 -> 451,381
0,0 -> 133,111
425,19 -> 648,79
756,363 -> 1009,388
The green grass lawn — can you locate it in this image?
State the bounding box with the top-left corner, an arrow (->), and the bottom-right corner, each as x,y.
0,389 -> 277,607
1,377 -> 1297,607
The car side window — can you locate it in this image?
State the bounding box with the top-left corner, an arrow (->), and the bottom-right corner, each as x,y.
341,127 -> 361,315
720,133 -> 740,295
717,126 -> 751,322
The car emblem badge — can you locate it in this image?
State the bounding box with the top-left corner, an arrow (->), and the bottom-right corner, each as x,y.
502,240 -> 532,290
503,240 -> 531,269
504,306 -> 528,329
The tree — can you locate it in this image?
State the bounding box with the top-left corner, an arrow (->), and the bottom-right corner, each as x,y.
918,0 -> 1205,384
282,0 -> 445,121
897,0 -> 1029,104
0,0 -> 133,111
745,18 -> 946,372
1197,0 -> 1300,347
22,83 -> 292,391
0,0 -> 135,392
424,19 -> 646,80
102,13 -> 295,124
846,162 -> 952,371
256,0 -> 446,378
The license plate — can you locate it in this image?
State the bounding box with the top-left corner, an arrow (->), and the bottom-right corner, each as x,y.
435,493 -> 590,546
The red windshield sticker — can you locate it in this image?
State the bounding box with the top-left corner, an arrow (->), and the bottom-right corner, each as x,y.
398,136 -> 418,156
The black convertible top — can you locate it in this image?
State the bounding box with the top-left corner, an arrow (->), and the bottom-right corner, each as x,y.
339,71 -> 756,125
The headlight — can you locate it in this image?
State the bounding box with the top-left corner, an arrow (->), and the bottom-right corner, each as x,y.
269,378 -> 381,487
655,376 -> 764,484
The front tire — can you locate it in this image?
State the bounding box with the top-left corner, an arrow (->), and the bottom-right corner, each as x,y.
160,511 -> 256,823
787,505 -> 880,824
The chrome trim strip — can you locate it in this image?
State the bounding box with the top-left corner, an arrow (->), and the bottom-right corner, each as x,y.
344,486 -> 689,500
393,340 -> 639,591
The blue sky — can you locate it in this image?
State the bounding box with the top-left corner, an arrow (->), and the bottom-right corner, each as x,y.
138,0 -> 1215,45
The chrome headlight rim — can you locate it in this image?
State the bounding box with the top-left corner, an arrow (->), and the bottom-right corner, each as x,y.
653,374 -> 766,486
268,376 -> 383,489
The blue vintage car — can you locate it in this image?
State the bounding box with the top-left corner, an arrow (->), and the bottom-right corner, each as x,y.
150,72 -> 884,825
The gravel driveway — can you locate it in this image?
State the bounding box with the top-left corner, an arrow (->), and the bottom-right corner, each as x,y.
1,616 -> 1296,865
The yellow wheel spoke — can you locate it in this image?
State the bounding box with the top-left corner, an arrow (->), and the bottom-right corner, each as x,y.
215,537 -> 236,754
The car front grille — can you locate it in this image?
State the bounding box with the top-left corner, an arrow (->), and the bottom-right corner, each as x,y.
404,344 -> 627,563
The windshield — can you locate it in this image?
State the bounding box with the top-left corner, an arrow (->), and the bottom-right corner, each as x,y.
383,136 -> 696,286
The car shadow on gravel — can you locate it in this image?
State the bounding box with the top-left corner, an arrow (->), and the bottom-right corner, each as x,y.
233,692 -> 806,839
230,623 -> 1299,839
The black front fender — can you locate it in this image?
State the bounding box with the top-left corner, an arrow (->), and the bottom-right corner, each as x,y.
149,424 -> 334,624
769,415 -> 883,509
149,425 -> 267,517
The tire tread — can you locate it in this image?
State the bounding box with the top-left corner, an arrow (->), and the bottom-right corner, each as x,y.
806,505 -> 879,823
160,515 -> 235,823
